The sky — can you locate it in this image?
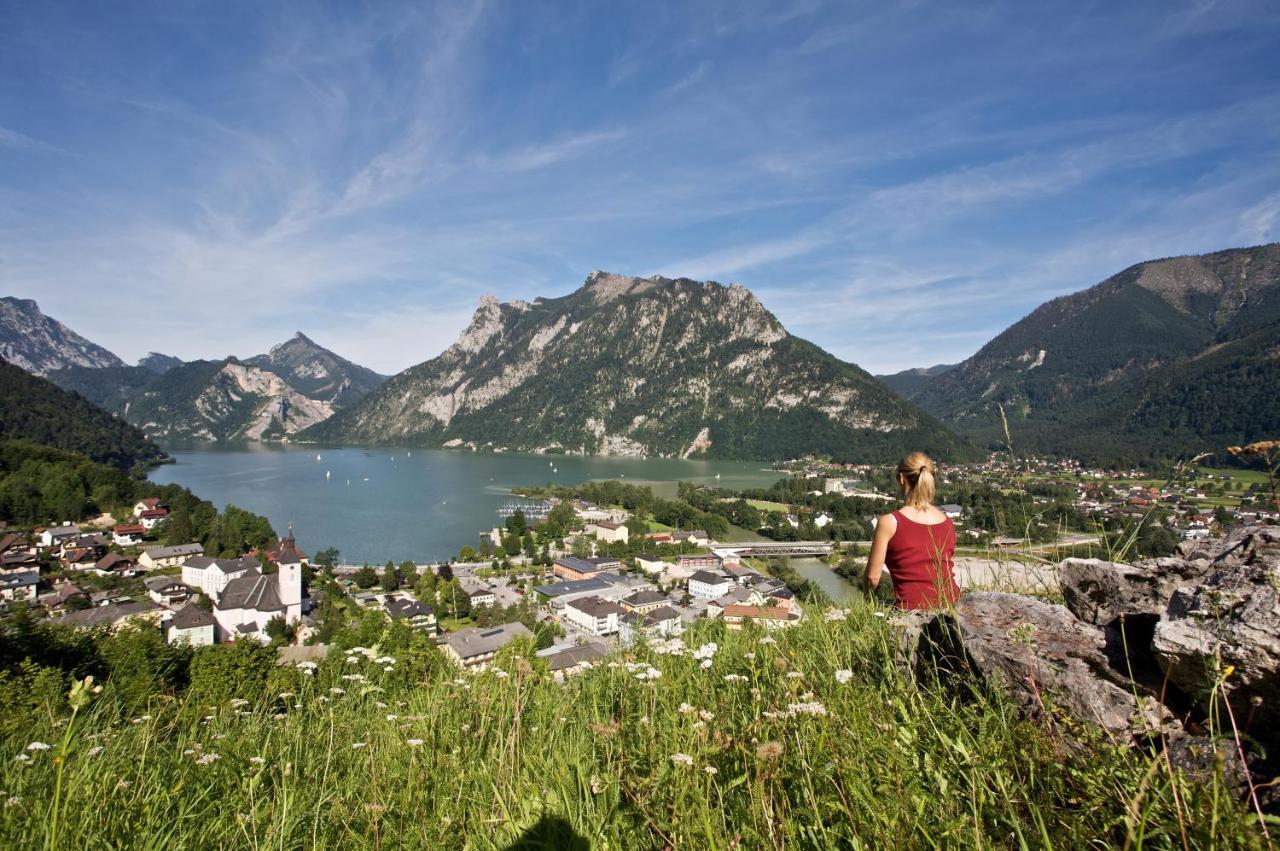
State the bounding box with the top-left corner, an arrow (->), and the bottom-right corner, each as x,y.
1,0 -> 1279,376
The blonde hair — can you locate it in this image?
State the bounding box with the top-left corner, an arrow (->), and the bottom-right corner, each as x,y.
897,451 -> 937,509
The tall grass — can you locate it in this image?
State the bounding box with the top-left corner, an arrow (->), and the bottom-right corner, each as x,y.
0,602 -> 1266,849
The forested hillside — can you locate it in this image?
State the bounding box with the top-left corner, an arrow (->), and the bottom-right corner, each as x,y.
0,361 -> 167,471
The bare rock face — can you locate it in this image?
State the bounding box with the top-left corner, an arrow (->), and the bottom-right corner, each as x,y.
1060,556 -> 1212,626
917,592 -> 1174,747
1152,525 -> 1280,746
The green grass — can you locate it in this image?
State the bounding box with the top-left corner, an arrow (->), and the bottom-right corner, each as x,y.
0,605 -> 1266,849
745,499 -> 790,513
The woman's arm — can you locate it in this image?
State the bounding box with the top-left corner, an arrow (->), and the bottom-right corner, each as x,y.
864,513 -> 896,593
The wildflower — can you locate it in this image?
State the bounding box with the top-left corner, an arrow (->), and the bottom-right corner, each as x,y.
756,741 -> 784,761
317,696 -> 329,703
273,714 -> 287,720
383,666 -> 394,672
296,661 -> 317,671
698,710 -> 715,722
872,612 -> 885,619
86,746 -> 103,757
14,754 -> 30,763
703,766 -> 718,775
115,780 -> 132,790
230,698 -> 249,708
183,749 -> 196,756
743,652 -> 756,661
351,742 -> 367,749
345,657 -> 359,665
786,671 -> 804,679
278,692 -> 294,700
692,721 -> 706,730
723,674 -> 748,682
386,714 -> 398,722
195,753 -> 220,765
835,670 -> 854,685
341,674 -> 366,682
590,774 -> 605,794
692,642 -> 718,660
4,796 -> 20,808
330,687 -> 346,695
493,670 -> 510,679
376,701 -> 388,709
825,609 -> 848,622
787,701 -> 828,717
670,753 -> 694,766
376,656 -> 396,665
249,756 -> 266,766
407,738 -> 424,747
759,636 -> 776,645
678,703 -> 696,715
700,659 -> 713,669
25,742 -> 50,752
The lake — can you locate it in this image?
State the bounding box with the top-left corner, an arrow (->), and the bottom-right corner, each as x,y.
149,443 -> 786,564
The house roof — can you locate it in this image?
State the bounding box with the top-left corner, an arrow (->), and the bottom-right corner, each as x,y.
168,604 -> 214,630
95,553 -> 136,572
554,556 -> 609,575
56,601 -> 159,628
534,577 -> 612,597
0,571 -> 38,589
566,595 -> 626,618
186,555 -> 258,575
445,622 -> 533,660
624,604 -> 682,628
583,556 -> 622,567
139,509 -> 169,519
622,589 -> 668,606
688,570 -> 730,586
142,543 -> 204,560
593,521 -> 624,530
46,525 -> 80,537
721,604 -> 800,622
143,575 -> 187,592
384,598 -> 434,619
216,569 -> 284,613
113,524 -> 146,535
541,643 -> 606,671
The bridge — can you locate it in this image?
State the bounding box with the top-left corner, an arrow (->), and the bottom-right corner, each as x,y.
716,541 -> 834,557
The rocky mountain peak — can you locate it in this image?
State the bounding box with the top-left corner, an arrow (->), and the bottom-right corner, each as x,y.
0,295 -> 125,375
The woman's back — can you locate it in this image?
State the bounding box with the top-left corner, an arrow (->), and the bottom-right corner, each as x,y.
883,508 -> 960,610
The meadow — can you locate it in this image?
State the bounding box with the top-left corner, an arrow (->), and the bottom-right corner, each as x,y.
0,601 -> 1266,849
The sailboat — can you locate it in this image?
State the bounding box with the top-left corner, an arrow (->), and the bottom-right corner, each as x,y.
316,454 -> 322,462
325,470 -> 331,480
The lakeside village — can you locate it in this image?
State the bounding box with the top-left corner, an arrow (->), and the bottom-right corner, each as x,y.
0,453 -> 1275,679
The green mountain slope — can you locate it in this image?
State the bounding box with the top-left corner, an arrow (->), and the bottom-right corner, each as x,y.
912,243 -> 1280,462
876,364 -> 955,398
0,361 -> 167,471
46,364 -> 158,413
308,272 -> 972,463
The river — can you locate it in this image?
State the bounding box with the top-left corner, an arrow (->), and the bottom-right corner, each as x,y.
149,442 -> 787,564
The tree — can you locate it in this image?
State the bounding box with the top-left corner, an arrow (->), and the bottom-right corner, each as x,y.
353,565 -> 378,589
187,639 -> 275,705
437,564 -> 454,583
314,547 -> 340,570
506,510 -> 528,537
459,545 -> 476,562
540,501 -> 577,538
265,615 -> 297,646
522,533 -> 536,558
380,560 -> 400,592
571,536 -> 592,558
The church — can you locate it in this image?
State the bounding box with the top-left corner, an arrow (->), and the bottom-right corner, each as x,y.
211,528 -> 307,643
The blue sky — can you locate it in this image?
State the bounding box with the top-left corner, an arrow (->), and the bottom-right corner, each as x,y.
2,1 -> 1278,375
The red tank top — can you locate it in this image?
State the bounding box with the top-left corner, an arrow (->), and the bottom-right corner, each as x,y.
884,511 -> 960,610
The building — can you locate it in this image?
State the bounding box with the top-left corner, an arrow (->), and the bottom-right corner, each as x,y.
92,553 -> 139,577
688,570 -> 734,600
464,582 -> 496,608
814,512 -> 833,528
382,597 -> 437,634
55,601 -> 163,631
38,525 -> 81,549
619,589 -> 669,615
0,570 -> 39,602
139,543 -> 204,571
588,520 -> 629,544
166,604 -> 216,646
40,581 -> 88,613
939,504 -> 964,520
634,555 -> 666,576
674,530 -> 710,546
132,498 -> 162,517
443,622 -> 533,668
182,555 -> 258,601
144,575 -> 192,608
720,602 -> 802,630
619,605 -> 683,646
112,524 -> 146,546
553,556 -> 613,582
677,554 -> 721,571
138,508 -> 169,530
536,643 -> 607,679
563,595 -> 626,637
534,576 -> 615,603
212,558 -> 304,643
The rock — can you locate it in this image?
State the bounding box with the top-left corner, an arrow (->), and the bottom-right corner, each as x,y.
1152,526 -> 1280,749
917,592 -> 1174,748
1059,556 -> 1212,626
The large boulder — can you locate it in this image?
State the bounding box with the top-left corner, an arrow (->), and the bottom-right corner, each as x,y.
916,592 -> 1174,747
1152,525 -> 1280,748
1060,556 -> 1211,626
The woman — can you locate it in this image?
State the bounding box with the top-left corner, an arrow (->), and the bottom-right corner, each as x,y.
864,451 -> 961,610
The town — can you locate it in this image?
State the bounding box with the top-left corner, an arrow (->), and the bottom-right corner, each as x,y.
1,451 -> 1274,684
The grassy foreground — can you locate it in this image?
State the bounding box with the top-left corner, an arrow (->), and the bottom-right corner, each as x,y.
0,601 -> 1266,850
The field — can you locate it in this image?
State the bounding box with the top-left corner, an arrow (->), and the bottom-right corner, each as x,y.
0,604 -> 1265,849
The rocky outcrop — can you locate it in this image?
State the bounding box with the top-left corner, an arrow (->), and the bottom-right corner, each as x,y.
0,296 -> 125,375
905,525 -> 1280,796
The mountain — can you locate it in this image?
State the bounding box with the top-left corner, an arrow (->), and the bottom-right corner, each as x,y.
46,364 -> 157,413
0,360 -> 167,471
126,358 -> 339,441
912,243 -> 1280,462
877,364 -> 955,397
0,297 -> 125,376
139,352 -> 183,374
307,271 -> 971,462
246,332 -> 386,408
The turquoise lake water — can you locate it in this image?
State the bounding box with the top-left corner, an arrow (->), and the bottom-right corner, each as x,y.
149,443 -> 786,564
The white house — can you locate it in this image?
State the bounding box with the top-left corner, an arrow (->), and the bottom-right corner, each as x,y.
212,557 -> 304,643
144,575 -> 191,608
166,604 -> 216,646
563,595 -> 625,637
688,570 -> 734,600
465,583 -> 496,608
634,555 -> 666,576
112,524 -> 146,547
588,521 -> 629,544
138,509 -> 169,530
139,543 -> 204,571
182,555 -> 258,601
814,512 -> 833,528
939,504 -> 964,520
132,498 -> 162,517
38,525 -> 80,549
619,605 -> 683,646
0,570 -> 38,602
443,622 -> 533,668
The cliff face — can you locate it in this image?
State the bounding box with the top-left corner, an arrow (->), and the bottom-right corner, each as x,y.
0,297 -> 125,375
309,271 -> 970,462
246,332 -> 386,408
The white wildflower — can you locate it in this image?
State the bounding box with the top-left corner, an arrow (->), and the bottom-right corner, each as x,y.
230,698 -> 249,708
14,754 -> 30,764
4,796 -> 20,807
115,780 -> 132,790
493,670 -> 510,679
700,659 -> 713,669
386,714 -> 398,722
824,609 -> 849,622
383,666 -> 394,672
678,703 -> 696,715
703,766 -> 718,775
351,742 -> 367,749
835,670 -> 854,685
786,671 -> 804,679
376,656 -> 396,665
86,746 -> 103,757
341,674 -> 366,682
249,756 -> 266,766
698,710 -> 715,722
25,742 -> 50,751
692,642 -> 718,660
278,692 -> 294,700
329,687 -> 346,695
407,738 -> 424,747
787,701 -> 828,717
195,753 -> 220,765
743,652 -> 756,661
670,753 -> 694,766
723,674 -> 748,682
759,636 -> 776,645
